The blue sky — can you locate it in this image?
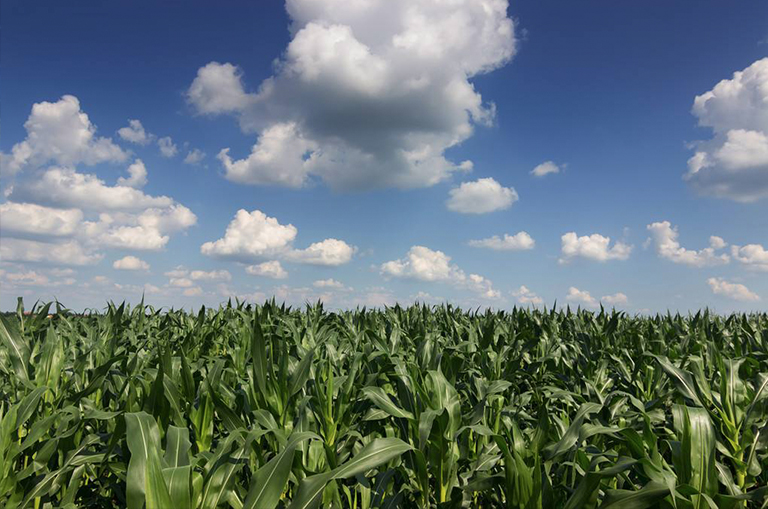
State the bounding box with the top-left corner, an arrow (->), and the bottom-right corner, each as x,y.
1,0 -> 767,312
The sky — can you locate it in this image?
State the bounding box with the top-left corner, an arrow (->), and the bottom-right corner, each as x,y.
1,0 -> 767,313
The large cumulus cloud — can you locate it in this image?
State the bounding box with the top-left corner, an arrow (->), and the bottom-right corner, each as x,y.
685,58 -> 768,202
187,0 -> 516,190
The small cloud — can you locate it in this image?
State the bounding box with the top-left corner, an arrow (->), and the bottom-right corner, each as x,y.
183,286 -> 203,297
112,255 -> 150,271
158,136 -> 178,158
313,278 -> 347,289
646,221 -> 729,267
566,286 -> 597,308
184,149 -> 206,165
559,232 -> 632,263
530,161 -> 563,177
117,119 -> 153,145
446,178 -> 518,214
707,277 -> 759,302
601,292 -> 628,306
246,260 -> 288,279
469,231 -> 534,251
512,285 -> 543,306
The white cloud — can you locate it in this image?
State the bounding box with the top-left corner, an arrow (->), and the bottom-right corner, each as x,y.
157,136 -> 179,158
2,100 -> 196,259
158,137 -> 178,158
512,285 -> 543,306
164,267 -> 189,278
731,244 -> 768,271
0,238 -> 102,266
381,246 -> 462,282
361,287 -> 396,307
0,202 -> 83,237
313,278 -> 345,289
380,245 -> 499,299
246,260 -> 288,279
410,291 -> 443,304
170,277 -> 194,288
49,268 -> 75,277
4,271 -> 49,286
0,95 -> 128,177
685,58 -> 768,202
217,123 -> 317,188
2,141 -> 195,258
530,161 -> 562,177
566,287 -> 597,308
187,0 -> 516,190
183,149 -> 206,165
646,221 -> 729,267
707,277 -> 759,302
709,236 -> 727,249
469,231 -> 534,251
559,232 -> 632,263
144,283 -> 161,294
446,178 -> 518,214
201,209 -> 354,266
117,160 -> 148,189
10,166 -> 173,211
189,269 -> 231,281
183,286 -> 203,297
601,292 -> 628,306
87,204 -> 197,251
117,119 -> 152,145
113,255 -> 150,271
187,62 -> 256,115
286,238 -> 356,266
466,273 -> 500,299
201,209 -> 298,260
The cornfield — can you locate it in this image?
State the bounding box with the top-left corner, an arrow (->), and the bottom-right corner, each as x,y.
1,299 -> 767,508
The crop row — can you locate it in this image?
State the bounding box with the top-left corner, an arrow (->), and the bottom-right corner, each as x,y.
1,299 -> 766,508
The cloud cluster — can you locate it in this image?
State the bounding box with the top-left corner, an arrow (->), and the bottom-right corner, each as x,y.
559,232 -> 632,263
469,231 -> 534,250
1,95 -> 128,177
187,0 -> 516,190
201,209 -> 355,266
646,221 -> 729,267
685,58 -> 768,202
446,178 -> 518,214
0,97 -> 197,265
380,245 -> 500,299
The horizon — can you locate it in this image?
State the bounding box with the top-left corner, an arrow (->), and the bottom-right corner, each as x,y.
1,0 -> 767,313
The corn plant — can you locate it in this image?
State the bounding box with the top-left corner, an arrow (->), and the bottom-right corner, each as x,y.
0,299 -> 766,508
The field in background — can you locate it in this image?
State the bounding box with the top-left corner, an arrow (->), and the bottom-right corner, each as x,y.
1,299 -> 766,508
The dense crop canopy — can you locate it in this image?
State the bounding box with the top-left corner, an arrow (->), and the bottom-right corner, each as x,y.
1,299 -> 767,508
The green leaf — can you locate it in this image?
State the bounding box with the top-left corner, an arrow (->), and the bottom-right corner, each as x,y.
288,437 -> 413,509
0,315 -> 30,382
243,432 -> 319,509
125,412 -> 173,509
164,426 -> 191,468
600,481 -> 671,508
362,387 -> 414,420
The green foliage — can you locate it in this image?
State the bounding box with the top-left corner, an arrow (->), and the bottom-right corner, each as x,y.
1,300 -> 767,508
